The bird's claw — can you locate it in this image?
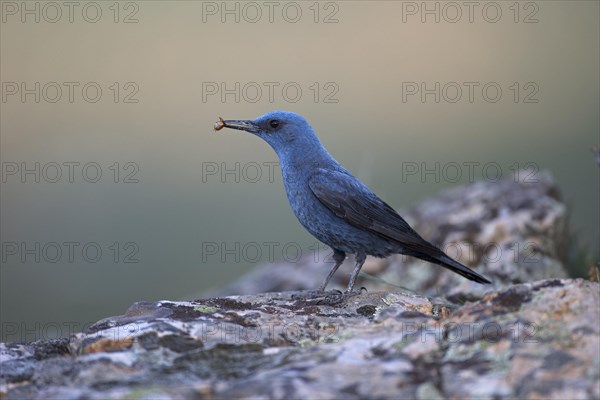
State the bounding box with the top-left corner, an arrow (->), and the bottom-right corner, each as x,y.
345,286 -> 368,294
319,289 -> 345,305
318,287 -> 368,305
291,289 -> 348,305
288,286 -> 368,307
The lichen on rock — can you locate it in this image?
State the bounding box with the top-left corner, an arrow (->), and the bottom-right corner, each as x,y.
1,171 -> 597,399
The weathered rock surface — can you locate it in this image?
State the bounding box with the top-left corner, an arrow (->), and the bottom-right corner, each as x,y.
211,170 -> 569,299
2,171 -> 594,399
1,279 -> 598,399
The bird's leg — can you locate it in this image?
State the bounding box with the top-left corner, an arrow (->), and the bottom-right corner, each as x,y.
291,250 -> 346,301
318,249 -> 346,292
345,253 -> 366,293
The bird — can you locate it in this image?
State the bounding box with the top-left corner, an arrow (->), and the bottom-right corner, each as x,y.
214,111 -> 491,293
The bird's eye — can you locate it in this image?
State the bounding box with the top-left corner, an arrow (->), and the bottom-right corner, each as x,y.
269,120 -> 280,129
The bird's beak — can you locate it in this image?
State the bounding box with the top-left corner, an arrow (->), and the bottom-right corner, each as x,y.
214,118 -> 259,133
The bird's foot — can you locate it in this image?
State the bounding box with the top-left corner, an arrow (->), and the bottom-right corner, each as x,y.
317,289 -> 345,305
291,289 -> 348,302
291,289 -> 345,305
290,287 -> 366,306
342,286 -> 368,300
291,289 -> 327,300
318,287 -> 367,305
345,286 -> 368,295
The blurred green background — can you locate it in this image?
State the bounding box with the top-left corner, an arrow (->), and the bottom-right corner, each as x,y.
1,1 -> 598,342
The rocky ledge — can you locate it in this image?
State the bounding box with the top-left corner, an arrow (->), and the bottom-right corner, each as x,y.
1,171 -> 598,399
1,279 -> 599,399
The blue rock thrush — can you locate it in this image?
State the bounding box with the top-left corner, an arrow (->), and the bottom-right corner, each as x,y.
214,111 -> 491,293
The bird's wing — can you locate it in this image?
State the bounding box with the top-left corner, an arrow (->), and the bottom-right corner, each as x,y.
308,169 -> 436,254
309,168 -> 492,285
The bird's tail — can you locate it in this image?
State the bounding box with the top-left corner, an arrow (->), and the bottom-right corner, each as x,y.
417,251 -> 491,284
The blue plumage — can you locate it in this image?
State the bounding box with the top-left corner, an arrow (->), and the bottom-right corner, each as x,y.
218,111 -> 491,292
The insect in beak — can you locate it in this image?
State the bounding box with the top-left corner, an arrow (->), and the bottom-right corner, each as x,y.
213,117 -> 225,131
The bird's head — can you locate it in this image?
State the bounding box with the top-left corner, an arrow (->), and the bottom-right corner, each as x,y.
214,111 -> 323,159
